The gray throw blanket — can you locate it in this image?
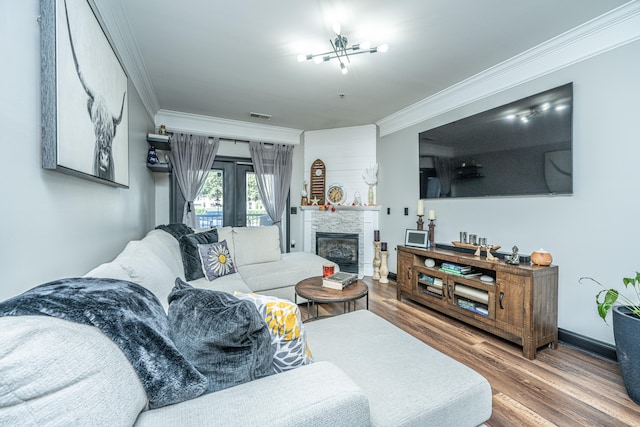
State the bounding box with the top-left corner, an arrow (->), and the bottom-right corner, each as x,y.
0,277 -> 208,409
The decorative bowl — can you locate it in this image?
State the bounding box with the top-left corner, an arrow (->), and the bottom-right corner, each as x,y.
530,248 -> 553,266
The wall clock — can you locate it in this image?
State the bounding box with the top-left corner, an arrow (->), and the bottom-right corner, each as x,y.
310,159 -> 326,205
327,184 -> 346,204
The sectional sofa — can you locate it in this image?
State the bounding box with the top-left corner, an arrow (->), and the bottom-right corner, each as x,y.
0,225 -> 492,426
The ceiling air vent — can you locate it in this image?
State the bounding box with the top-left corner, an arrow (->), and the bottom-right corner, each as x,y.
249,112 -> 272,120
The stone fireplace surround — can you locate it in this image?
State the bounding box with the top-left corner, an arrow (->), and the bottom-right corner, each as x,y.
302,206 -> 380,278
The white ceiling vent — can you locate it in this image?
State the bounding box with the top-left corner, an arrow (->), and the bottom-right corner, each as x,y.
249,112 -> 272,120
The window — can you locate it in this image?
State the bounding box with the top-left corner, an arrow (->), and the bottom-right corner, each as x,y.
171,157 -> 270,228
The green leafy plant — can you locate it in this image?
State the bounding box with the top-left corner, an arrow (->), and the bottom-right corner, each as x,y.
580,272 -> 640,323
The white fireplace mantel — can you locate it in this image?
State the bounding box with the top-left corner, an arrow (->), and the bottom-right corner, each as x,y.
302,206 -> 380,277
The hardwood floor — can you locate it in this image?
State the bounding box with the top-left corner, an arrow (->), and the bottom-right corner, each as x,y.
299,277 -> 640,427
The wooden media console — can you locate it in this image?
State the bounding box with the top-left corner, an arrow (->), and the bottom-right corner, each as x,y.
396,245 -> 558,359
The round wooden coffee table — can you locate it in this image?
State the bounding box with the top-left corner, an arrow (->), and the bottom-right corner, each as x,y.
295,276 -> 369,321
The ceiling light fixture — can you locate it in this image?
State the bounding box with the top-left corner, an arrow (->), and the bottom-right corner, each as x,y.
297,24 -> 388,74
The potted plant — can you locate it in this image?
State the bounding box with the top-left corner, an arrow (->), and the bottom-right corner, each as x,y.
580,272 -> 640,405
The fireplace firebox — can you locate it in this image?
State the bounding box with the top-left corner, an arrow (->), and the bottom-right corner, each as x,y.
316,232 -> 359,274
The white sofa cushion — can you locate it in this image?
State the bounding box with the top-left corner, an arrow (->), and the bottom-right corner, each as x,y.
134,362 -> 370,427
217,226 -> 234,259
84,262 -> 131,281
113,241 -> 176,310
141,229 -> 185,279
304,310 -> 493,427
0,316 -> 147,427
189,272 -> 252,295
238,252 -> 335,293
232,226 -> 281,267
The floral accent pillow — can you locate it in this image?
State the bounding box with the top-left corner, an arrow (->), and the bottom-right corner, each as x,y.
197,240 -> 236,281
234,292 -> 312,373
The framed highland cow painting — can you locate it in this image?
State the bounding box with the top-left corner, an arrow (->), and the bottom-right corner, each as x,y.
41,0 -> 129,188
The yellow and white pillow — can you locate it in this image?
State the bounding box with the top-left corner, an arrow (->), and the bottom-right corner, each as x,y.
234,292 -> 312,372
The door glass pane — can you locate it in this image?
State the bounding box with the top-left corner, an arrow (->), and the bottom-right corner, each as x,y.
246,172 -> 272,226
195,169 -> 224,228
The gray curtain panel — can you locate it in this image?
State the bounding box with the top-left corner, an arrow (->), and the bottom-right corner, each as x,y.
169,134 -> 220,228
249,142 -> 293,251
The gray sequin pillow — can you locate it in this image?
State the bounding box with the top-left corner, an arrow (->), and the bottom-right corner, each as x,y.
167,279 -> 274,393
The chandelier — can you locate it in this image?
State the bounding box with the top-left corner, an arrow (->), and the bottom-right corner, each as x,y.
297,23 -> 388,75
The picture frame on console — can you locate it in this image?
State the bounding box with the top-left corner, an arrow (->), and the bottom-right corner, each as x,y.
405,229 -> 429,249
41,0 -> 129,188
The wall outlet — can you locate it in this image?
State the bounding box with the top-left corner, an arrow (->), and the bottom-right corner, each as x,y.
404,207 -> 409,216
290,240 -> 296,248
290,207 -> 297,215
387,207 -> 391,215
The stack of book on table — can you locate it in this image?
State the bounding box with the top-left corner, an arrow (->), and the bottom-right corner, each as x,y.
439,262 -> 481,277
322,272 -> 358,290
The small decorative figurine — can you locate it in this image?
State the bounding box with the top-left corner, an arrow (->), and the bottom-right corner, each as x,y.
301,182 -> 308,206
505,246 -> 520,265
352,191 -> 362,205
486,245 -> 499,262
147,146 -> 159,164
474,245 -> 482,257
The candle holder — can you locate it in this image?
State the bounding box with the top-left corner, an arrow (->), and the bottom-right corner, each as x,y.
379,250 -> 389,284
416,215 -> 424,230
428,219 -> 435,248
373,241 -> 381,280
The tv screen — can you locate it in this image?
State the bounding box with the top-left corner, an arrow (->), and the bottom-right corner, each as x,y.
419,83 -> 573,199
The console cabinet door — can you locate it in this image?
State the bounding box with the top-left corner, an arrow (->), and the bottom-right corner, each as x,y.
397,251 -> 413,292
495,273 -> 525,332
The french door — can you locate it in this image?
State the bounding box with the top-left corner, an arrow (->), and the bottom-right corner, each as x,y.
170,157 -> 269,228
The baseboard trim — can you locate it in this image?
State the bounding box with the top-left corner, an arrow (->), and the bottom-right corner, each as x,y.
558,328 -> 617,362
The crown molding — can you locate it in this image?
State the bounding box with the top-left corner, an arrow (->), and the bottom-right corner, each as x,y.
156,110 -> 303,145
377,1 -> 640,137
91,0 -> 159,122
93,0 -> 640,137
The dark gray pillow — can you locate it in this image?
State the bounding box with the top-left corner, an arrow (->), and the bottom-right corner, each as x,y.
167,279 -> 274,393
179,229 -> 218,281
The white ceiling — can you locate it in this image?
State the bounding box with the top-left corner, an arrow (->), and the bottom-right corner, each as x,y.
96,0 -> 630,132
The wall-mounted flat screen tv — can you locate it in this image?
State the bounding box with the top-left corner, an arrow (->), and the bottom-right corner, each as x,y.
419,83 -> 573,199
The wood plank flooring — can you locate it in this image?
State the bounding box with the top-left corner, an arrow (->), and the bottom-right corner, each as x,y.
299,277 -> 640,427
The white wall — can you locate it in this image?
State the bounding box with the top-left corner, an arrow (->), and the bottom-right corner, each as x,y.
378,40 -> 640,345
304,125 -> 378,206
0,0 -> 156,301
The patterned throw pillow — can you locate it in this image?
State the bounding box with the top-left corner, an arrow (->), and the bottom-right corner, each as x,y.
235,292 -> 312,373
198,240 -> 236,281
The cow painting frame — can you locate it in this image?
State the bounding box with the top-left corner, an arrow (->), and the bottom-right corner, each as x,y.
41,0 -> 129,188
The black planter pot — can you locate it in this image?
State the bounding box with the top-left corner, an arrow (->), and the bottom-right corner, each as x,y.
613,305 -> 640,405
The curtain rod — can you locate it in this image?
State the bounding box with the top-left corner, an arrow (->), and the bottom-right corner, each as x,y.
166,131 -> 273,146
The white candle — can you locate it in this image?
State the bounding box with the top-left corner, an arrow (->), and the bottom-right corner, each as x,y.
417,200 -> 424,216
428,209 -> 436,220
